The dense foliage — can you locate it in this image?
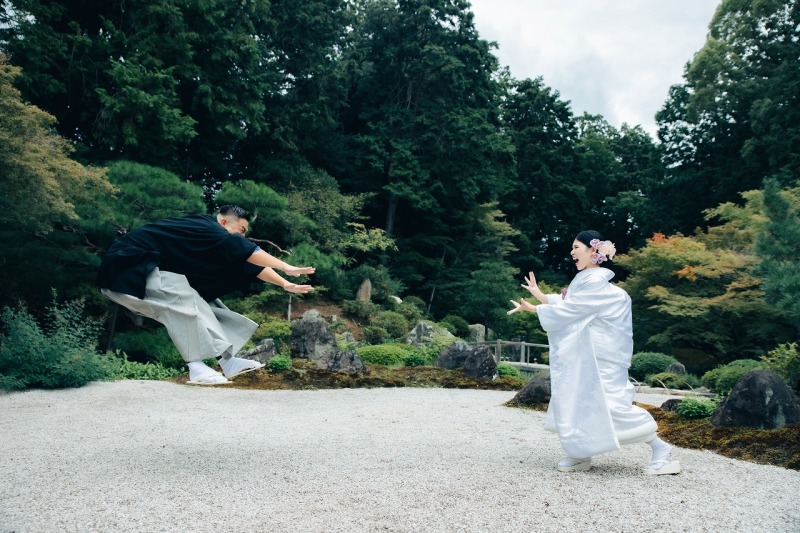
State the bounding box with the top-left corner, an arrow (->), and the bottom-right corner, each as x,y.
0,0 -> 798,386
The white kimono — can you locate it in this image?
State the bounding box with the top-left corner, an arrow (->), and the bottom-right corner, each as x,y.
536,267 -> 657,458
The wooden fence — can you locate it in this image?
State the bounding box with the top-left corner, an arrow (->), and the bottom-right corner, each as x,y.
468,340 -> 548,364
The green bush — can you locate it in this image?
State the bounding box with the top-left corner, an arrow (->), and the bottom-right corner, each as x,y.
342,299 -> 380,321
362,325 -> 389,345
109,351 -> 183,380
268,355 -> 292,372
403,353 -> 427,367
394,301 -> 424,324
371,311 -> 410,340
252,315 -> 292,351
113,328 -> 184,370
497,363 -> 520,377
675,397 -> 718,419
646,372 -> 702,390
356,344 -> 412,366
0,298 -> 114,390
440,315 -> 470,338
629,352 -> 679,381
702,359 -> 764,395
761,342 -> 800,388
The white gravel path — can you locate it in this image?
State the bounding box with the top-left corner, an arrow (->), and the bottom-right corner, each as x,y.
1,381 -> 798,533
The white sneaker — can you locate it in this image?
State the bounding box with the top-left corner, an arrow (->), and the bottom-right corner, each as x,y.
557,457 -> 592,472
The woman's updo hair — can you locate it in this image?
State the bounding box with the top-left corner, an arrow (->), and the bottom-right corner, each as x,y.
575,230 -> 603,249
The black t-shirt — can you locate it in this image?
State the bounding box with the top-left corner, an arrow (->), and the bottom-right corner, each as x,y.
98,214 -> 263,301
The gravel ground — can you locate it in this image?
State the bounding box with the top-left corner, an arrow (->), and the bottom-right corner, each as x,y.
1,381 -> 798,533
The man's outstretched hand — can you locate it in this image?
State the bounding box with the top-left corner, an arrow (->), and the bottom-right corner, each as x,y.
283,266 -> 316,277
283,283 -> 314,294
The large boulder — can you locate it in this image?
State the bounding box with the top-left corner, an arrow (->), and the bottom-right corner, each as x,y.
406,321 -> 455,346
291,310 -> 337,361
463,345 -> 497,381
511,371 -> 551,406
436,341 -> 471,370
238,339 -> 277,365
711,369 -> 800,429
315,349 -> 365,374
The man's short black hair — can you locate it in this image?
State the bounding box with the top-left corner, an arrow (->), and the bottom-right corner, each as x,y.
218,205 -> 251,221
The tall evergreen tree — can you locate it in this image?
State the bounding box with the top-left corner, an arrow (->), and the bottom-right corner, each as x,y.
755,176 -> 800,333
655,0 -> 800,233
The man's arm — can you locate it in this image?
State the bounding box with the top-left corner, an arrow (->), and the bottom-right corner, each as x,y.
247,249 -> 315,294
246,249 -> 315,276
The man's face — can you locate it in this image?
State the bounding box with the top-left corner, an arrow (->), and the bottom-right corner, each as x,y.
219,215 -> 250,236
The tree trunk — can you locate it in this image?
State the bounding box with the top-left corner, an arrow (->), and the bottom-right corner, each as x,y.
385,192 -> 398,236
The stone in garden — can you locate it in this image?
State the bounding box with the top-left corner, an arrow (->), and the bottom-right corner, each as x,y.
659,398 -> 682,412
338,331 -> 355,343
666,362 -> 686,375
238,339 -> 277,365
356,279 -> 372,302
291,309 -> 337,361
710,369 -> 800,429
406,321 -> 455,346
510,370 -> 551,406
388,295 -> 403,304
463,345 -> 497,381
468,324 -> 485,343
315,349 -> 365,374
436,341 -> 471,370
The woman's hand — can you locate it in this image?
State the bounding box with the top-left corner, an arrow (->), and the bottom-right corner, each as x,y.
507,298 -> 537,315
521,271 -> 539,295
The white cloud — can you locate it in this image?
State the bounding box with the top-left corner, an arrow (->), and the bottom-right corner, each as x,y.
469,0 -> 720,137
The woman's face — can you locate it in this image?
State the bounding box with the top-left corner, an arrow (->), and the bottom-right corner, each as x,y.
571,240 -> 596,271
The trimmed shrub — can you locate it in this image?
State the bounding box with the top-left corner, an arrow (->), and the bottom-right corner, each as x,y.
113,328 -> 184,370
371,311 -> 410,340
702,359 -> 764,395
362,326 -> 390,345
497,363 -> 520,377
268,355 -> 292,372
440,315 -> 470,338
394,301 -> 424,324
356,344 -> 412,366
675,397 -> 717,419
252,315 -> 292,351
403,353 -> 426,367
646,372 -> 702,390
761,342 -> 800,389
0,298 -> 114,390
629,352 -> 679,381
342,299 -> 380,321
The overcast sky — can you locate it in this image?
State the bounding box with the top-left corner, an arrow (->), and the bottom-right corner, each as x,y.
468,0 -> 721,137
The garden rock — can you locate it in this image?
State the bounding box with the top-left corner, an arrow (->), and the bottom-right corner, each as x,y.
710,369 -> 800,429
666,362 -> 686,375
356,279 -> 372,302
407,321 -> 455,346
238,339 -> 277,365
463,345 -> 497,381
291,310 -> 337,361
436,341 -> 471,370
510,370 -> 551,405
659,398 -> 682,412
468,324 -> 485,343
315,349 -> 365,374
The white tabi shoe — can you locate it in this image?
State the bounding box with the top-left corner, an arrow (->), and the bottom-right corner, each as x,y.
644,458 -> 682,475
557,457 -> 592,472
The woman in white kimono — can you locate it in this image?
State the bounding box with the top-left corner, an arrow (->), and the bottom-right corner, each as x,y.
508,230 -> 680,475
